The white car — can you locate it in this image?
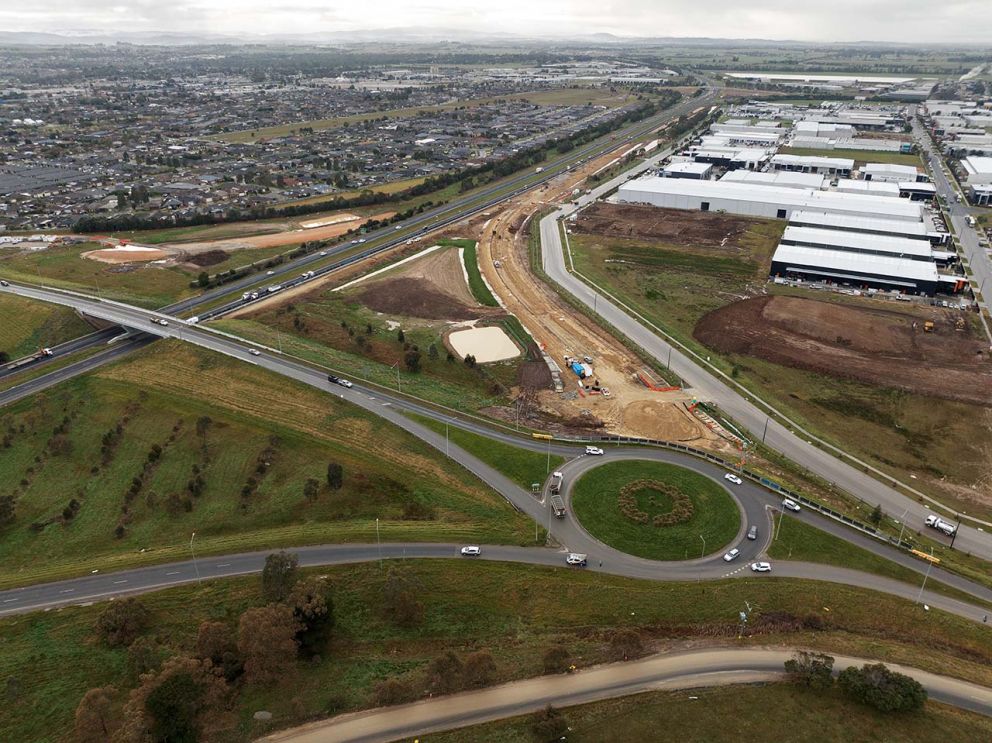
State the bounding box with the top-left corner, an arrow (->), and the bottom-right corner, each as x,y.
460,545 -> 481,556
565,553 -> 588,566
782,499 -> 801,512
751,562 -> 772,573
585,446 -> 604,456
248,348 -> 261,356
318,251 -> 327,256
723,548 -> 740,562
338,379 -> 354,388
724,473 -> 742,485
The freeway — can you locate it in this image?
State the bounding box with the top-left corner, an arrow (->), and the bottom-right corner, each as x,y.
2,282 -> 992,621
0,326 -> 124,381
262,647 -> 992,742
0,90 -> 716,384
538,151 -> 992,562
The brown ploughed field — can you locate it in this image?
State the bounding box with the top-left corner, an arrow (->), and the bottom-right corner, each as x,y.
694,295 -> 992,406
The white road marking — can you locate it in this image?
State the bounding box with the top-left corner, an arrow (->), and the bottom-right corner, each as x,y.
59,589 -> 75,594
2,598 -> 18,603
166,571 -> 180,576
113,580 -> 128,584
216,563 -> 231,568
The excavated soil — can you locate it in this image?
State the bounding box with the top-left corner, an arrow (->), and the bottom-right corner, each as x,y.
185,249 -> 230,267
572,202 -> 759,250
358,277 -> 480,321
694,295 -> 992,405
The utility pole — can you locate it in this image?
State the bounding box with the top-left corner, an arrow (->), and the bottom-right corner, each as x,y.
546,437 -> 552,474
950,514 -> 962,549
774,508 -> 785,542
896,507 -> 910,545
916,548 -> 935,604
699,533 -> 706,559
445,421 -> 449,457
189,532 -> 201,584
761,417 -> 769,444
376,517 -> 382,572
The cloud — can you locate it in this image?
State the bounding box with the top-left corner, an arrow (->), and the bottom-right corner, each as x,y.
0,0 -> 989,43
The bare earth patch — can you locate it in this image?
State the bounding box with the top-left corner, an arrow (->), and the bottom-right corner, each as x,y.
82,245 -> 170,263
358,277 -> 480,321
448,326 -> 521,363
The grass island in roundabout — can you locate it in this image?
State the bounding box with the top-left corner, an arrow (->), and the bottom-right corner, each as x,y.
571,460 -> 741,561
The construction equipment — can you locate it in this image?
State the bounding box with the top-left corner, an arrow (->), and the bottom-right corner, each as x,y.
923,320 -> 935,333
955,317 -> 966,331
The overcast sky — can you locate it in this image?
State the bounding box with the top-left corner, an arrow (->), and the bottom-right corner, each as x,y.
2,0 -> 991,43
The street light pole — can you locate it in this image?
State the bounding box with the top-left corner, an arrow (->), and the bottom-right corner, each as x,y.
916,548 -> 935,605
699,534 -> 706,559
376,517 -> 382,571
897,507 -> 910,545
445,421 -> 449,457
189,532 -> 201,584
546,437 -> 551,474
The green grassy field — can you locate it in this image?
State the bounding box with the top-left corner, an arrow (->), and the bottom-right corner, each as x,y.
5,560 -> 992,743
570,461 -> 740,561
778,146 -> 923,167
0,242 -> 291,308
420,683 -> 992,743
0,342 -> 532,587
0,293 -> 93,359
458,239 -> 499,307
409,413 -> 565,491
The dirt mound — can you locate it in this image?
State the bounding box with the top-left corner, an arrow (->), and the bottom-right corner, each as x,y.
358,277 -> 480,321
186,249 -> 230,267
573,202 -> 758,249
622,400 -> 712,442
694,295 -> 992,405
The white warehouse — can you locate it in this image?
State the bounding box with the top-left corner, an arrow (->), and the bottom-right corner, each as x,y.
615,177 -> 925,222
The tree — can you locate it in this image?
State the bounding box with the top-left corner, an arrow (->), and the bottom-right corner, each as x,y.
463,649 -> 496,688
463,354 -> 477,368
373,677 -> 412,706
196,621 -> 243,682
261,551 -> 299,603
609,629 -> 644,661
238,604 -> 300,685
404,348 -> 422,373
73,686 -> 119,743
530,704 -> 568,742
0,495 -> 15,526
428,343 -> 438,360
869,504 -> 884,526
287,577 -> 335,657
383,569 -> 424,628
784,651 -> 834,690
96,598 -> 149,648
396,328 -> 405,343
0,351 -> 8,364
118,656 -> 228,743
326,462 -> 344,490
197,272 -> 210,288
542,645 -> 571,674
427,651 -> 464,694
838,663 -> 927,713
127,636 -> 163,680
303,478 -> 320,503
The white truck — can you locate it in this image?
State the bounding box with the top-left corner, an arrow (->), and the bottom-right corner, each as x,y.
549,471 -> 564,495
925,514 -> 957,536
550,494 -> 566,519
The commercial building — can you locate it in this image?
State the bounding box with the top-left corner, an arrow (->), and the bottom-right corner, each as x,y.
897,181 -> 936,201
834,179 -> 900,197
970,183 -> 992,207
719,170 -> 826,190
779,226 -> 940,262
861,162 -> 925,183
661,161 -> 713,179
770,153 -> 854,176
961,156 -> 992,186
770,243 -> 940,295
615,177 -> 925,222
787,210 -> 946,245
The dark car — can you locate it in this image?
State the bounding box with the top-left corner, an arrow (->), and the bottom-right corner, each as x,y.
328,375 -> 340,384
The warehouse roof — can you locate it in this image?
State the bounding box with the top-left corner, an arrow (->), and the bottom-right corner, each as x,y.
834,179 -> 900,196
720,170 -> 826,189
771,153 -> 855,170
663,161 -> 713,176
617,178 -> 924,220
772,243 -> 939,283
781,226 -> 935,259
862,162 -> 920,177
788,210 -> 930,238
962,156 -> 992,176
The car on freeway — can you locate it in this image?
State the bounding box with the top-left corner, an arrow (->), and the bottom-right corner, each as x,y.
724,473 -> 742,485
460,546 -> 481,556
248,349 -> 261,356
723,548 -> 740,562
327,375 -> 340,384
751,562 -> 772,573
0,280 -> 9,287
266,270 -> 275,275
565,553 -> 588,567
585,446 -> 604,456
747,525 -> 758,540
782,499 -> 801,512
338,379 -> 354,388
318,251 -> 327,256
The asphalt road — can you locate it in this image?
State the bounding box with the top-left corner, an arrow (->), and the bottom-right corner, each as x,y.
2,281 -> 992,621
0,326 -> 124,380
259,647 -> 992,742
539,158 -> 992,561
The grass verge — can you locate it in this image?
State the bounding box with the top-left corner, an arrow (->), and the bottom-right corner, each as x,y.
460,240 -> 500,307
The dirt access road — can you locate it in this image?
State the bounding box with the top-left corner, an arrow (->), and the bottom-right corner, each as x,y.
474,157 -> 726,449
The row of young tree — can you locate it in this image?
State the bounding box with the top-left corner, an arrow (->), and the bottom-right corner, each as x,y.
785,651 -> 928,713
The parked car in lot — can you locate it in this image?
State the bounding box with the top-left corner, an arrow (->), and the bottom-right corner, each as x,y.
565,553 -> 588,567
782,499 -> 801,512
751,562 -> 772,572
723,548 -> 740,562
585,446 -> 604,456
460,546 -> 481,556
747,525 -> 758,540
724,473 -> 742,485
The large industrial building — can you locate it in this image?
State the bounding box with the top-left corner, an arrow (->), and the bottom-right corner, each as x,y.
770,244 -> 941,295
787,210 -> 946,245
719,170 -> 826,190
769,153 -> 853,176
615,177 -> 925,222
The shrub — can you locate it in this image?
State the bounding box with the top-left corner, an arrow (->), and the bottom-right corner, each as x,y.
784,651 -> 834,690
372,678 -> 412,706
838,663 -> 927,713
542,645 -> 571,675
531,704 -> 568,742
95,598 -> 149,648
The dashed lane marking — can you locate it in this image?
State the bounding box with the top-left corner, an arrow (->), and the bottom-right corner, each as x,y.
113,580 -> 128,584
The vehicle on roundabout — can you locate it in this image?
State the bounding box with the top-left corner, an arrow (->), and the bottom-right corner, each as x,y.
585,446 -> 604,456
724,473 -> 742,485
782,499 -> 801,512
566,553 -> 588,566
751,562 -> 772,572
723,548 -> 740,562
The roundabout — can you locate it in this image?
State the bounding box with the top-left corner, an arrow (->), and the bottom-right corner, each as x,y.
569,459 -> 742,561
